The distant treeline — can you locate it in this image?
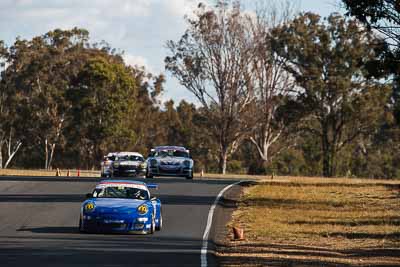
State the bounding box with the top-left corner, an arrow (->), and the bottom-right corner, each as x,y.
0,0 -> 399,178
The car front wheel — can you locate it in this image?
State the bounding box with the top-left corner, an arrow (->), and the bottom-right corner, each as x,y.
156,213 -> 162,231
186,170 -> 193,180
146,168 -> 154,179
149,216 -> 156,234
78,217 -> 85,233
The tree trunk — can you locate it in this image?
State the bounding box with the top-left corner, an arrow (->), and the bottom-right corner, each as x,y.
45,139 -> 49,169
4,141 -> 22,169
329,145 -> 336,177
47,143 -> 56,170
0,139 -> 4,169
322,150 -> 331,177
322,127 -> 332,177
218,149 -> 228,174
262,158 -> 270,173
321,127 -> 336,177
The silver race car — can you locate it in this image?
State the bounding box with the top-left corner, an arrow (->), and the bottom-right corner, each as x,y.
100,152 -> 117,177
111,152 -> 147,177
146,146 -> 194,179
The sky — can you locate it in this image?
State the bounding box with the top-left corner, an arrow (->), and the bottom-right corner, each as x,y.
0,0 -> 343,105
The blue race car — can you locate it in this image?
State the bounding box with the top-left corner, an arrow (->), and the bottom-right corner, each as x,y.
79,180 -> 162,234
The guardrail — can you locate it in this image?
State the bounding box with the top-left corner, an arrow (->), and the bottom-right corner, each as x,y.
0,168 -> 277,181
0,169 -> 100,177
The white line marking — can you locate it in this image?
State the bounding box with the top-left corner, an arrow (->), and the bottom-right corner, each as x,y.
201,181 -> 242,267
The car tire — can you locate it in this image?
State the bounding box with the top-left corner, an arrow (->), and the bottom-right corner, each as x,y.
186,170 -> 193,180
145,168 -> 154,179
78,217 -> 85,233
155,213 -> 162,231
149,216 -> 156,234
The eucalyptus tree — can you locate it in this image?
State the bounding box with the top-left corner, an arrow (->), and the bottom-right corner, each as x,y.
271,13 -> 390,177
5,28 -> 92,169
343,0 -> 400,47
166,1 -> 255,173
246,1 -> 297,168
68,55 -> 138,168
343,0 -> 400,104
343,0 -> 400,172
0,40 -> 22,169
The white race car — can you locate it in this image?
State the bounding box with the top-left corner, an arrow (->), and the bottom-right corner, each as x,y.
100,152 -> 117,177
111,152 -> 147,177
146,146 -> 194,179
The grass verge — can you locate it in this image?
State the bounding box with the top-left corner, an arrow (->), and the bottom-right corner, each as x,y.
217,177 -> 400,266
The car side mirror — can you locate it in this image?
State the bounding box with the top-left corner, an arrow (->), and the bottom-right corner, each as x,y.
85,193 -> 93,199
150,196 -> 157,201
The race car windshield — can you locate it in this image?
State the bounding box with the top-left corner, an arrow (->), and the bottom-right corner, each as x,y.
117,155 -> 144,161
104,155 -> 115,161
92,187 -> 149,200
156,150 -> 189,158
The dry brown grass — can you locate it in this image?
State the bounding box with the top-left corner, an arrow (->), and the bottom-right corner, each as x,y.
218,177 -> 400,266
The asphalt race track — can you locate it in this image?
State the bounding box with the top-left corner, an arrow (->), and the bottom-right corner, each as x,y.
0,176 -> 241,267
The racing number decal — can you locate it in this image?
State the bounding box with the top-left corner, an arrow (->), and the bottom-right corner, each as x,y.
138,205 -> 148,214
85,202 -> 95,211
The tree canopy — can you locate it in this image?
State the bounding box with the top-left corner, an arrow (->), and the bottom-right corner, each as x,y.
0,3 -> 399,178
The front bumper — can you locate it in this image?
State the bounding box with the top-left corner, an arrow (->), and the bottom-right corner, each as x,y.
101,167 -> 112,177
81,216 -> 152,234
112,166 -> 146,177
148,166 -> 192,177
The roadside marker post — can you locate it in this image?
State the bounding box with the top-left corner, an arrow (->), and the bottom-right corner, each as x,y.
232,226 -> 244,240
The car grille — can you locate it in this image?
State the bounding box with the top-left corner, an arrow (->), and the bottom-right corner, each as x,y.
118,165 -> 139,171
84,220 -> 127,230
159,167 -> 181,174
105,223 -> 126,229
160,161 -> 180,166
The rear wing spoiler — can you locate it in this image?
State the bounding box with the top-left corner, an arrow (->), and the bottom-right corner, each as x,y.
146,183 -> 158,189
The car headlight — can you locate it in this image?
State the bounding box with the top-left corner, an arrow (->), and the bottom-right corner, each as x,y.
150,159 -> 158,167
140,162 -> 147,168
84,202 -> 95,212
137,204 -> 148,215
183,160 -> 191,167
113,162 -> 120,167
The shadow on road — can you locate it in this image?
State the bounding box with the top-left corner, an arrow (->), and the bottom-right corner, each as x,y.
0,194 -> 86,202
17,226 -> 79,234
0,234 -> 216,267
